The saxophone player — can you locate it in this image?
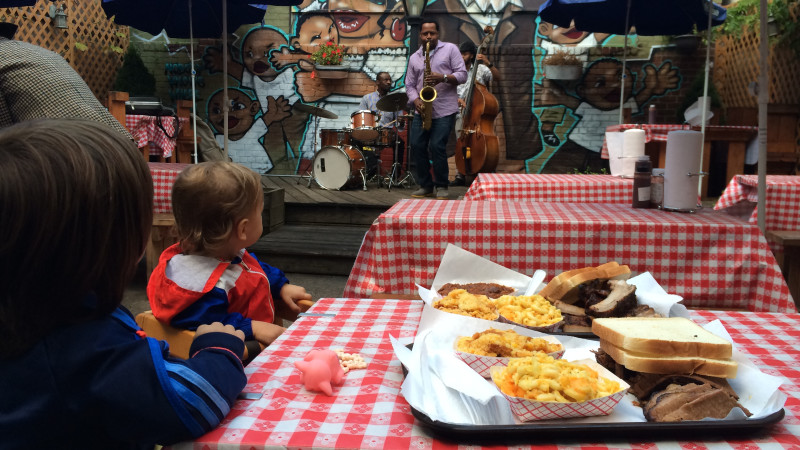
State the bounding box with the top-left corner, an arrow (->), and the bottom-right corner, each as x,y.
404,18 -> 467,200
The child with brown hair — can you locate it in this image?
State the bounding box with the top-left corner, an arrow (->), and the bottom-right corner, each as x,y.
0,119 -> 247,449
147,161 -> 312,347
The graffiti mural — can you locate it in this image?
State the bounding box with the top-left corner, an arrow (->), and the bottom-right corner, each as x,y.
148,1 -> 694,175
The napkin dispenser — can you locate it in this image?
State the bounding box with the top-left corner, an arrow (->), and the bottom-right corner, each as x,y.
663,130 -> 703,212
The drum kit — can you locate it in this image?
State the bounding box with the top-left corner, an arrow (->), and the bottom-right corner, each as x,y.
302,91 -> 413,191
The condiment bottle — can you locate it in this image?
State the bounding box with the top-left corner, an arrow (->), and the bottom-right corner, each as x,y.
650,168 -> 664,209
648,104 -> 657,124
632,156 -> 652,208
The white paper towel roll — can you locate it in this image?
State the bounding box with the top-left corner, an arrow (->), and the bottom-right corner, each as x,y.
621,129 -> 646,177
663,130 -> 703,211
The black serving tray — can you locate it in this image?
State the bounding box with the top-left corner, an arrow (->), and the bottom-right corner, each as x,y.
401,344 -> 785,444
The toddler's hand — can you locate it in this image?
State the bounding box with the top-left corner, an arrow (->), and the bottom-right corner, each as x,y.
280,283 -> 313,314
195,322 -> 245,341
252,320 -> 285,346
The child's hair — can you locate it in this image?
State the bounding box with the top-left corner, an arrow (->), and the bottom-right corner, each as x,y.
172,161 -> 262,254
0,119 -> 153,358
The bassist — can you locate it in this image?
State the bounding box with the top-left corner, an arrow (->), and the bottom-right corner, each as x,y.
452,40 -> 502,186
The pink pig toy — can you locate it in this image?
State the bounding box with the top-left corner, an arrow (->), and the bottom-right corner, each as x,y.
294,349 -> 344,396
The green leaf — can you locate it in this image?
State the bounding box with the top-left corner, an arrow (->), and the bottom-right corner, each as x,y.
74,42 -> 88,52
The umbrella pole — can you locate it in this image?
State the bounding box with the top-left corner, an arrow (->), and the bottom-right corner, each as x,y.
757,0 -> 768,232
189,0 -> 198,164
618,0 -> 632,124
223,0 -> 229,158
698,0 -> 713,199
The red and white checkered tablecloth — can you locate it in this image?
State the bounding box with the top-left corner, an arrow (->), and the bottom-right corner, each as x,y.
344,200 -> 795,313
463,173 -> 633,203
171,297 -> 800,449
126,114 -> 187,158
148,162 -> 190,214
601,124 -> 689,159
715,175 -> 800,232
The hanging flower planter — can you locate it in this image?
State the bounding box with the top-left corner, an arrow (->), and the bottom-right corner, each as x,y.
673,34 -> 701,54
544,64 -> 582,81
314,64 -> 349,79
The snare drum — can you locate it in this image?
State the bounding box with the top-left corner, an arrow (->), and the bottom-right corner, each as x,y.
375,127 -> 397,146
313,145 -> 365,190
349,110 -> 379,142
319,128 -> 351,147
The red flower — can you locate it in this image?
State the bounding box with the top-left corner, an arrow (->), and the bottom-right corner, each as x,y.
322,52 -> 327,58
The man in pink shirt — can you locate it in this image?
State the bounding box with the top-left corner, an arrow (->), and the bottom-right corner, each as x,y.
405,18 -> 467,200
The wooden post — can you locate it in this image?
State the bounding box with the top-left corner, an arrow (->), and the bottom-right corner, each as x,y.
107,91 -> 129,130
175,100 -> 196,164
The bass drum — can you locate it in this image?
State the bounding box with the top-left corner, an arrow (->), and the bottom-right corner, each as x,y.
313,145 -> 365,190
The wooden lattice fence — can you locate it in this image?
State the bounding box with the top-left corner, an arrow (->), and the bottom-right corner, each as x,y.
713,3 -> 800,108
1,0 -> 129,103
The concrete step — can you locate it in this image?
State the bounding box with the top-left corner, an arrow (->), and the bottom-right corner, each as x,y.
249,224 -> 369,276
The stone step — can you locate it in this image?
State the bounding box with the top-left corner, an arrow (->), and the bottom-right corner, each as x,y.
249,224 -> 368,276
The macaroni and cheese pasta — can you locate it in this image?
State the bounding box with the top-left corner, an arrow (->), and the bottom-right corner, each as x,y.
456,328 -> 562,357
493,295 -> 562,327
493,353 -> 622,402
433,289 -> 499,320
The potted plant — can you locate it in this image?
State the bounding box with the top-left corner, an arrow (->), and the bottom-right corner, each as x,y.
672,32 -> 702,54
542,49 -> 583,80
310,41 -> 349,79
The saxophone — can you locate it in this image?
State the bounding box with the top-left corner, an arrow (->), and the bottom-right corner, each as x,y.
419,40 -> 438,130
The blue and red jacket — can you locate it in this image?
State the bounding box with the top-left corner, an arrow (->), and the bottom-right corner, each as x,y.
147,244 -> 289,340
0,304 -> 246,449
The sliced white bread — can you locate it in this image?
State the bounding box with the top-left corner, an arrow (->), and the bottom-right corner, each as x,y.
599,339 -> 738,378
538,265 -> 597,300
592,317 -> 732,359
553,262 -> 631,304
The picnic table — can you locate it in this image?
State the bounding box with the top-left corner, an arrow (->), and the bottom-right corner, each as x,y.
344,199 -> 795,312
463,173 -> 633,203
170,297 -> 799,449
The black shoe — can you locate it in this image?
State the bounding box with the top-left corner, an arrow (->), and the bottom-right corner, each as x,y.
542,132 -> 560,147
450,174 -> 466,186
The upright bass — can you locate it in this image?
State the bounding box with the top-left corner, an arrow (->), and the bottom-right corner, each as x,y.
455,26 -> 500,181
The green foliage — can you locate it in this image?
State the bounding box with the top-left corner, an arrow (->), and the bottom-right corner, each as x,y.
310,41 -> 346,66
570,167 -> 609,175
676,72 -> 725,124
113,46 -> 156,97
716,0 -> 800,54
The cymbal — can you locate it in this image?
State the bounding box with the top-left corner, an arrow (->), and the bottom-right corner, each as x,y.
294,103 -> 338,119
376,91 -> 409,112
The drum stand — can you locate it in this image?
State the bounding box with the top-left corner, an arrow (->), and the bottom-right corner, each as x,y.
298,118 -> 319,188
386,123 -> 414,191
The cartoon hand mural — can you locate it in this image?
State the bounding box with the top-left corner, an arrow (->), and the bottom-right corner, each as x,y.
639,62 -> 680,101
264,95 -> 292,126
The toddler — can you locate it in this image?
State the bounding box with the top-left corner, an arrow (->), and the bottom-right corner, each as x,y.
147,161 -> 312,347
0,119 -> 247,449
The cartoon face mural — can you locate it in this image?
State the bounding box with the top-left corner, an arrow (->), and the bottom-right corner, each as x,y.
576,59 -> 635,111
207,88 -> 261,139
327,0 -> 405,47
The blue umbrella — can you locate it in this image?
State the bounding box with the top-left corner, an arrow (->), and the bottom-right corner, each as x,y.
101,0 -> 277,39
101,0 -> 298,160
538,0 -> 726,36
0,0 -> 36,6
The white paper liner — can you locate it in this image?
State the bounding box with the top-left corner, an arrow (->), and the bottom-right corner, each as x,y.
497,313 -> 565,333
454,333 -> 565,378
489,359 -> 630,422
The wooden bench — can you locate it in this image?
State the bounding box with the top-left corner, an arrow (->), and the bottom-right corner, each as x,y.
765,230 -> 800,308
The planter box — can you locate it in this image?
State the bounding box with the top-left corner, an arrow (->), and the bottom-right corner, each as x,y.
262,186 -> 285,234
544,64 -> 582,80
314,65 -> 349,79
